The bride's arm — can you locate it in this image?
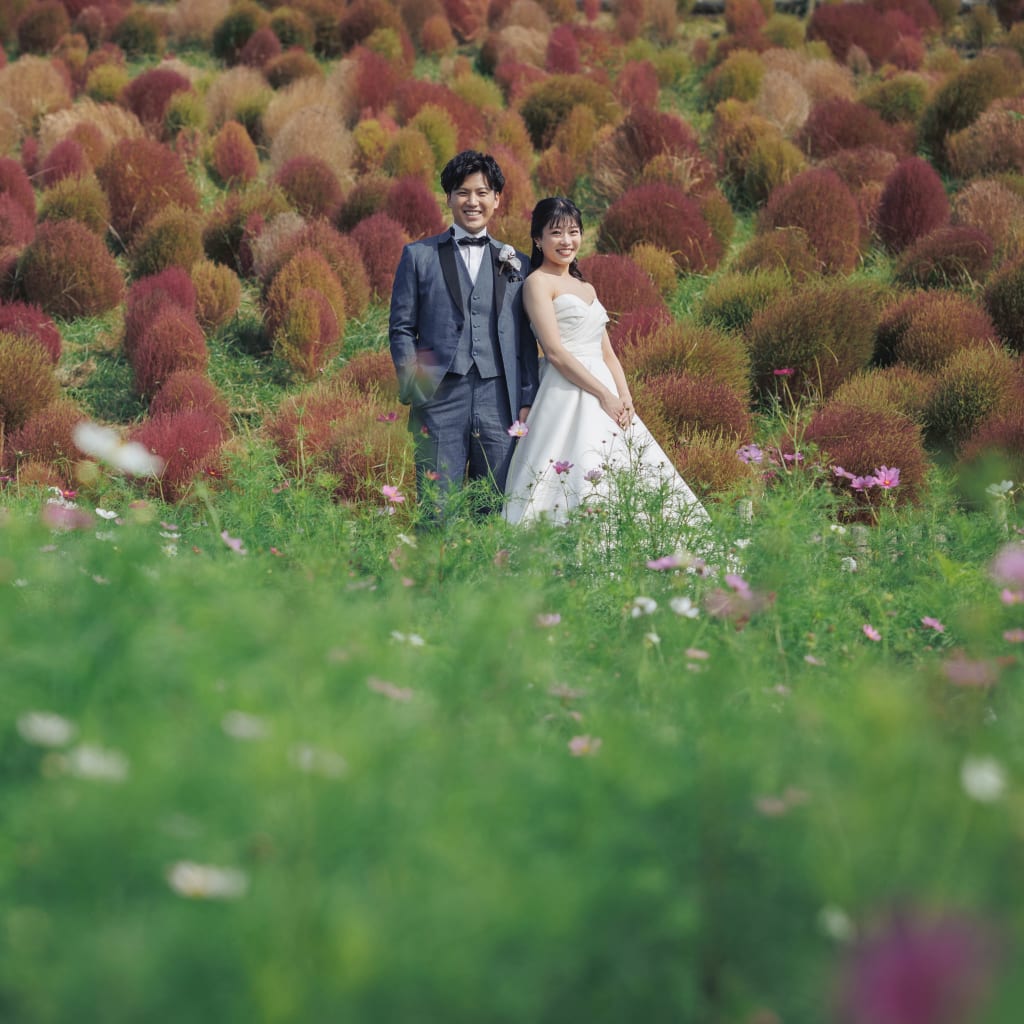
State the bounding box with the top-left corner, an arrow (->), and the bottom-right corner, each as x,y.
523,277 -> 629,427
601,331 -> 634,420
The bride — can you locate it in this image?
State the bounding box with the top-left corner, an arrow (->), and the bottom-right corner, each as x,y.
503,197 -> 709,530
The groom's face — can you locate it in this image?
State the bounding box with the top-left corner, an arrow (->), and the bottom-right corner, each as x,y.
447,171 -> 500,234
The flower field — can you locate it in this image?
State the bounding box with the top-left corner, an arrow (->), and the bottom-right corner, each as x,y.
3,0 -> 1024,1020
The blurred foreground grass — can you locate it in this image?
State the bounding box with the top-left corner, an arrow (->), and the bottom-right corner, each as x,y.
2,461 -> 1023,1023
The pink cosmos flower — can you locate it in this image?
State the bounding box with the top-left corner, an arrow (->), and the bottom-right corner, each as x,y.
41,504 -> 93,531
737,444 -> 763,464
1000,588 -> 1023,606
376,411 -> 399,422
367,677 -> 414,702
804,654 -> 825,666
833,466 -> 855,480
553,460 -> 573,475
583,467 -> 604,484
990,542 -> 1024,588
507,420 -> 529,437
773,367 -> 794,376
221,530 -> 247,555
568,734 -> 602,757
1003,629 -> 1024,643
942,652 -> 998,688
725,573 -> 752,598
920,616 -> 945,633
851,475 -> 878,491
873,466 -> 900,488
685,647 -> 710,660
381,485 -> 405,503
863,624 -> 881,642
647,553 -> 685,570
834,909 -> 1000,1024
535,613 -> 561,627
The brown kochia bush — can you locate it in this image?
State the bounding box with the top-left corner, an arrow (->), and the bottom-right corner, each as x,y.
264,248 -> 347,379
638,371 -> 754,446
119,66 -> 193,137
129,305 -> 210,400
0,193 -> 35,249
894,225 -> 994,290
924,343 -> 1024,450
880,291 -> 998,372
150,370 -> 231,430
953,179 -> 1024,265
744,279 -> 882,404
670,428 -> 760,500
619,320 -> 751,397
957,407 -> 1024,484
191,259 -> 242,333
0,301 -> 62,364
123,267 -> 197,363
0,331 -> 59,432
731,228 -> 820,281
18,219 -> 124,319
759,168 -> 860,274
273,154 -> 344,221
598,182 -> 723,275
209,120 -> 260,188
876,157 -> 950,255
3,398 -> 87,487
337,348 -> 400,401
804,401 -> 929,509
715,113 -> 805,209
946,98 -> 1024,180
131,408 -> 227,503
98,137 -> 200,246
202,184 -> 291,272
576,254 -> 664,320
983,256 -> 1024,353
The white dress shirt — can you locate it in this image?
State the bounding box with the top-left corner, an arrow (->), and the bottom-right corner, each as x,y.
452,226 -> 489,284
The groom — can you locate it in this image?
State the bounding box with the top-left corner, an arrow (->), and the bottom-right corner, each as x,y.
389,150 -> 538,517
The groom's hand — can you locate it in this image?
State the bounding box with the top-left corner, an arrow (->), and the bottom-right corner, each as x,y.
518,405 -> 531,423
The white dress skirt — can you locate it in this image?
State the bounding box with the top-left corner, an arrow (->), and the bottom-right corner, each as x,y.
503,294 -> 709,529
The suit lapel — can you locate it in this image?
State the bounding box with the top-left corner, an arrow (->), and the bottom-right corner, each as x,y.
491,242 -> 507,313
439,235 -> 462,309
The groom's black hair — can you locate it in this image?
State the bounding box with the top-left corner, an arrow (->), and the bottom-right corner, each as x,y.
440,150 -> 505,196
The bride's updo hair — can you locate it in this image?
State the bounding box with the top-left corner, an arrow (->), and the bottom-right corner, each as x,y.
530,196 -> 585,281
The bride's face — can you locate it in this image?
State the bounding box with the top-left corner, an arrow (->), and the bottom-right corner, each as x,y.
536,218 -> 582,268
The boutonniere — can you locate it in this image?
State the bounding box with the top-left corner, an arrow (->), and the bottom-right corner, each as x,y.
497,244 -> 522,282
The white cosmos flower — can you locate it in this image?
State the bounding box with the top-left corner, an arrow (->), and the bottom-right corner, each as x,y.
166,861 -> 249,900
630,596 -> 658,617
17,711 -> 76,747
289,744 -> 348,779
961,755 -> 1007,803
58,744 -> 130,782
220,711 -> 271,741
73,422 -> 164,476
95,508 -> 119,520
390,630 -> 425,646
669,596 -> 699,619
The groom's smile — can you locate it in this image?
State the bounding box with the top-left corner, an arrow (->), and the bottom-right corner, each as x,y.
447,171 -> 500,233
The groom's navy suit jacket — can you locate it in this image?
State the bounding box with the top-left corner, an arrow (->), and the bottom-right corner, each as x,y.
388,229 -> 539,422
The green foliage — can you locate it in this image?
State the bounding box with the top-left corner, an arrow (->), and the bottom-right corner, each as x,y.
212,1 -> 267,65
699,268 -> 791,333
519,74 -> 620,149
37,173 -> 111,236
703,49 -> 764,106
130,205 -> 205,280
0,331 -> 58,431
983,256 -> 1024,354
112,7 -> 166,59
859,74 -> 930,125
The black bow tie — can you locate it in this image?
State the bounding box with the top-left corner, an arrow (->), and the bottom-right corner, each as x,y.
457,235 -> 490,247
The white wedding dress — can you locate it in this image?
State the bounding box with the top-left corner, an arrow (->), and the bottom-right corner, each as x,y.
503,293 -> 709,528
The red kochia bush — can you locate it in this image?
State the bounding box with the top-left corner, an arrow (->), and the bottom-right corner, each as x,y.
119,67 -> 193,135
0,195 -> 35,249
210,121 -> 260,188
16,1 -> 71,55
807,2 -> 901,67
640,371 -> 753,442
98,137 -> 200,245
598,183 -> 722,275
239,26 -> 282,69
131,408 -> 227,503
876,157 -> 950,254
0,157 -> 36,221
19,220 -> 124,319
337,348 -> 399,401
385,176 -> 444,241
129,306 -> 209,400
798,98 -> 905,160
150,370 -> 231,429
577,254 -> 664,320
804,401 -> 928,509
610,305 -> 674,351
350,212 -> 410,300
760,168 -> 861,274
0,302 -> 62,363
546,25 -> 581,74
40,139 -> 91,187
958,409 -> 1024,482
123,267 -> 197,362
890,291 -> 998,371
263,379 -> 366,470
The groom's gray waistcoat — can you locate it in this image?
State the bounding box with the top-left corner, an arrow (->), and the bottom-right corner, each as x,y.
450,247 -> 500,378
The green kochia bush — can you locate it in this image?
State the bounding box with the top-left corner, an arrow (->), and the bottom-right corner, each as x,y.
744,279 -> 881,404
0,330 -> 58,432
518,73 -> 620,149
983,256 -> 1024,353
